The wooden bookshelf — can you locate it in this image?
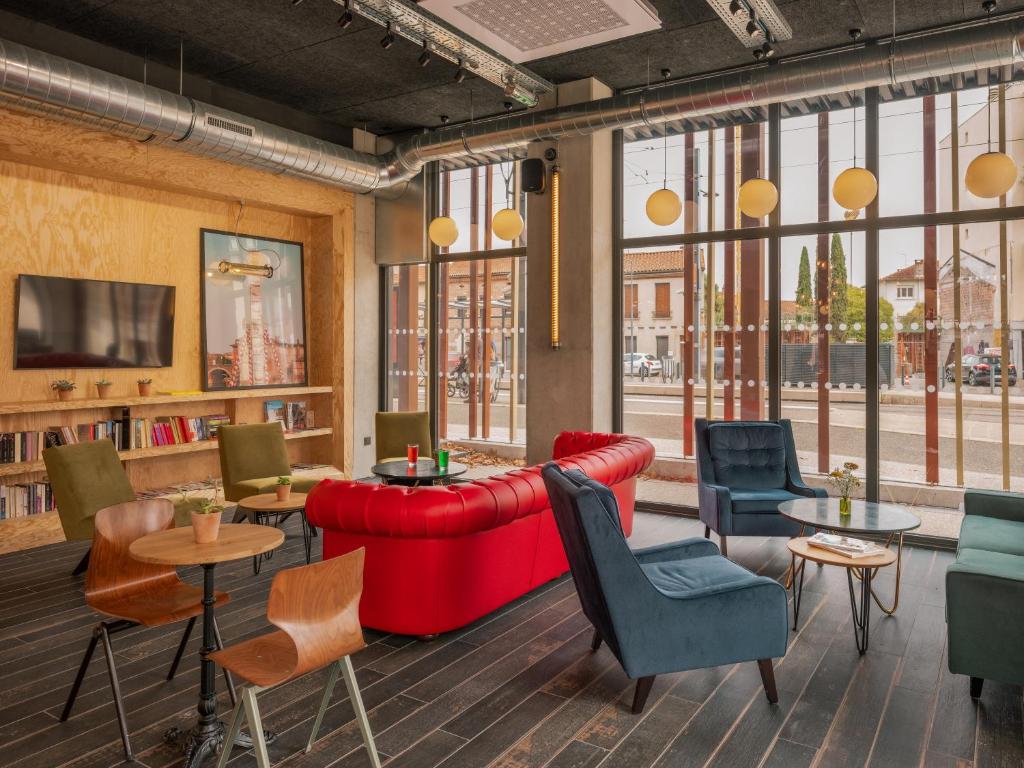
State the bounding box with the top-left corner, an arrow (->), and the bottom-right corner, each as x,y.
0,427 -> 332,478
0,385 -> 333,416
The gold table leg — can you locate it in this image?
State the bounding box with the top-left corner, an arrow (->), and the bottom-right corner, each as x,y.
850,531 -> 904,615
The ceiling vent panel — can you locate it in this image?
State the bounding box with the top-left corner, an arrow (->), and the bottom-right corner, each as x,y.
419,0 -> 661,63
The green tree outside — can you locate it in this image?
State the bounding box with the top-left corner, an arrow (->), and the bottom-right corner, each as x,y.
846,285 -> 894,343
795,246 -> 814,322
829,233 -> 848,341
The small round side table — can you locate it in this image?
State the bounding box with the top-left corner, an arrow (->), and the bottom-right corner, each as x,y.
236,492 -> 312,574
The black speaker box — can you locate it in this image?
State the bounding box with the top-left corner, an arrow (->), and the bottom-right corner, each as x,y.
521,158 -> 546,194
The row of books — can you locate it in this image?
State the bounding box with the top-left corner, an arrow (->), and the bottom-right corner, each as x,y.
263,400 -> 314,431
0,413 -> 232,463
0,481 -> 55,520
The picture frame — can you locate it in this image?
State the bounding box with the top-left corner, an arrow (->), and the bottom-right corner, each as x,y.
199,229 -> 308,391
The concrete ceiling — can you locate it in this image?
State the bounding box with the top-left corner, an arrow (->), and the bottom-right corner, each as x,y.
1,0 -> 1022,139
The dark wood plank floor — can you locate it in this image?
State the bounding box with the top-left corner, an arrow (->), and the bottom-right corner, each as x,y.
1,512 -> 1021,768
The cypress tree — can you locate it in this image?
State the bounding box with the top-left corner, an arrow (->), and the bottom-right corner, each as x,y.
795,246 -> 813,322
829,233 -> 849,342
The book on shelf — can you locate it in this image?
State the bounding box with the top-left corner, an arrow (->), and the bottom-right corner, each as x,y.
285,401 -> 307,431
807,532 -> 886,559
0,481 -> 55,520
264,399 -> 286,425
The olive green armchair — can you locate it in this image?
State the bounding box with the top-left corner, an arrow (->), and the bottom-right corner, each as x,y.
42,440 -> 196,575
375,411 -> 432,464
217,423 -> 320,505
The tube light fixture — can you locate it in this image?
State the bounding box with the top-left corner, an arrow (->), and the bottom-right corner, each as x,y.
550,165 -> 561,350
218,261 -> 274,279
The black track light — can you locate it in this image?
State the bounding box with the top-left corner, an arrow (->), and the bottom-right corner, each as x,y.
454,59 -> 467,83
761,41 -> 775,58
380,23 -> 395,50
418,42 -> 431,67
746,13 -> 759,37
728,0 -> 743,16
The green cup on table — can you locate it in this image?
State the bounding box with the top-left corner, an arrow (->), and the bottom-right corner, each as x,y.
436,447 -> 450,471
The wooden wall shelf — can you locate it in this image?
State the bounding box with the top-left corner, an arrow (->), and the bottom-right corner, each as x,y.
0,386 -> 333,416
0,428 -> 332,478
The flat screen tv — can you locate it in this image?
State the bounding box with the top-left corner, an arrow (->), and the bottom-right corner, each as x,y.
14,274 -> 175,369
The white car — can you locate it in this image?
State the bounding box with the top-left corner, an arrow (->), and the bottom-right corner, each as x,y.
624,353 -> 663,376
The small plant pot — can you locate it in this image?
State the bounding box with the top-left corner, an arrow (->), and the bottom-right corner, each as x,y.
191,509 -> 223,544
57,389 -> 74,402
276,485 -> 292,502
138,382 -> 152,396
96,384 -> 112,399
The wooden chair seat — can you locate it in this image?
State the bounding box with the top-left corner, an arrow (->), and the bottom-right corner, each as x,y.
209,629 -> 299,688
90,585 -> 229,628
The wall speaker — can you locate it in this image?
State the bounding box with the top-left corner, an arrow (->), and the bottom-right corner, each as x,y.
521,158 -> 546,194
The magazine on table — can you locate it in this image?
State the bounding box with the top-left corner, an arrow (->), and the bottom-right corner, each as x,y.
807,532 -> 886,559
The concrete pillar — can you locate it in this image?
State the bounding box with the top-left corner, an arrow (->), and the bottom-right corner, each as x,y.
351,127 -> 378,479
525,78 -> 613,464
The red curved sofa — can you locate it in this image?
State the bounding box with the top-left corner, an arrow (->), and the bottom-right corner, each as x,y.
306,432 -> 654,636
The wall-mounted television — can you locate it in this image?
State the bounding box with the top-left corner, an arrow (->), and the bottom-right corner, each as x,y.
15,274 -> 175,369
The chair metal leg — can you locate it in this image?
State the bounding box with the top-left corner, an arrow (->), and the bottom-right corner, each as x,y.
704,525 -> 710,539
632,676 -> 656,714
590,629 -> 602,652
167,616 -> 196,681
340,655 -> 381,768
306,660 -> 341,753
211,616 -> 238,708
72,547 -> 91,576
99,623 -> 134,762
242,687 -> 271,768
61,625 -> 101,721
757,659 -> 779,703
215,688 -> 247,768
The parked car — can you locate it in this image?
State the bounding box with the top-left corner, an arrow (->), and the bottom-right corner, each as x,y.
623,353 -> 662,377
945,353 -> 1017,386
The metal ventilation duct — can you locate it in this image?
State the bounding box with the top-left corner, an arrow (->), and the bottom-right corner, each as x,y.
0,18 -> 1022,194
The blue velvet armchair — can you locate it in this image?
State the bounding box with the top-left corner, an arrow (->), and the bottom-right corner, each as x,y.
541,463 -> 788,713
696,419 -> 825,556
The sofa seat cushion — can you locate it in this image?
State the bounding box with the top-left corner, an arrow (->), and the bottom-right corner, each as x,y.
958,515 -> 1024,558
950,547 -> 1024,582
707,423 -> 787,490
641,555 -> 759,599
729,488 -> 804,515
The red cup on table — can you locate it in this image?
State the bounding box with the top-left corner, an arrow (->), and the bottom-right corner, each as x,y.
407,443 -> 419,467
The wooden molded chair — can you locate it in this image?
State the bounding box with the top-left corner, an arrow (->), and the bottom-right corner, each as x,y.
374,411 -> 431,464
62,499 -> 233,762
212,548 -> 380,768
218,423 -> 320,507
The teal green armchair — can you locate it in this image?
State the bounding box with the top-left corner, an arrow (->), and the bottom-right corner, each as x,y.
946,488 -> 1024,698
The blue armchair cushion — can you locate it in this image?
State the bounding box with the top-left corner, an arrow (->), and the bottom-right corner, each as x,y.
642,555 -> 759,599
729,488 -> 806,515
707,422 -> 787,490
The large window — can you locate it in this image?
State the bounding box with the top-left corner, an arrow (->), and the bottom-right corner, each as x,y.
617,83 -> 1024,537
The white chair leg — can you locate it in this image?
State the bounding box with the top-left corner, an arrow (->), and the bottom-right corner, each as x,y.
216,690 -> 247,768
305,660 -> 341,753
340,655 -> 381,768
242,687 -> 271,768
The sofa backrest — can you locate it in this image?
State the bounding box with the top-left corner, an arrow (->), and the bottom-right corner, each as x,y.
705,421 -> 787,490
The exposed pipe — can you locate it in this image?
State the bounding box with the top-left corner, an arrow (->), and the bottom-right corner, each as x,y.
0,18 -> 1021,194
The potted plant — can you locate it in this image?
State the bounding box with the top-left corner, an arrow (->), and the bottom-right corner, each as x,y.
275,476 -> 292,502
827,462 -> 861,517
185,483 -> 225,544
137,377 -> 153,396
96,378 -> 113,399
52,379 -> 76,402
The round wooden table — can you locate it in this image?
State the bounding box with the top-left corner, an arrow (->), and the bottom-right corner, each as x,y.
787,536 -> 897,655
130,524 -> 284,768
371,458 -> 468,486
236,492 -> 312,573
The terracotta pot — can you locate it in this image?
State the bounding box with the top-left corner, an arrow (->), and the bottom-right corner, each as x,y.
276,485 -> 291,502
96,384 -> 111,399
191,509 -> 223,543
57,389 -> 74,401
138,382 -> 152,396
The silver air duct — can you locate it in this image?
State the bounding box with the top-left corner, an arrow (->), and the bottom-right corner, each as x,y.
0,18 -> 1022,193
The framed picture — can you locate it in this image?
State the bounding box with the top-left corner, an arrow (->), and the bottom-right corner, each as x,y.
200,229 -> 307,390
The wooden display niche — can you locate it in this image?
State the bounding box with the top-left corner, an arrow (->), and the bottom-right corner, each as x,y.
0,386 -> 336,554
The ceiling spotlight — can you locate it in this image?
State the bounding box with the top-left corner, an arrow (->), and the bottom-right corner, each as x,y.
761,41 -> 775,58
337,0 -> 353,28
728,0 -> 743,15
439,114 -> 450,125
418,42 -> 431,67
848,27 -> 863,41
380,23 -> 395,50
661,67 -> 671,80
753,48 -> 765,60
503,101 -> 514,112
454,59 -> 467,83
746,13 -> 760,37
291,0 -> 304,5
